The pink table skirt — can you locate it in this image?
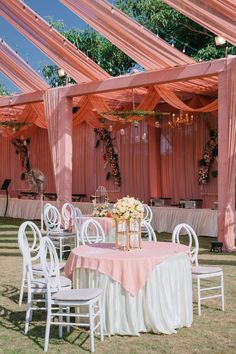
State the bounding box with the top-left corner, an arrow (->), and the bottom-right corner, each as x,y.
64,241 -> 190,296
76,216 -> 115,242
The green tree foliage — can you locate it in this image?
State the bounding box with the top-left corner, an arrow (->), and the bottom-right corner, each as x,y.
42,0 -> 236,87
0,83 -> 8,96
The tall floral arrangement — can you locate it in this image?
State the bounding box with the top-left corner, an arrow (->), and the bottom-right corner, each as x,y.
198,130 -> 218,185
12,138 -> 31,180
112,196 -> 144,221
95,128 -> 121,187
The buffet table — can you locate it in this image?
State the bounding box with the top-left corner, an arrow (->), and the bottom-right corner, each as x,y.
65,241 -> 193,335
151,206 -> 217,237
0,198 -> 218,237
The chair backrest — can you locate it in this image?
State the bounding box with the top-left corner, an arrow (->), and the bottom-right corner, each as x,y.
18,221 -> 42,280
39,236 -> 61,292
62,202 -> 76,229
44,204 -> 62,233
143,204 -> 153,223
141,220 -> 157,241
81,219 -> 105,245
172,223 -> 199,266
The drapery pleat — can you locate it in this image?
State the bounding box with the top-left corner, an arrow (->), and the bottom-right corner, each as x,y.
0,0 -> 109,83
163,0 -> 236,46
218,59 -> 236,251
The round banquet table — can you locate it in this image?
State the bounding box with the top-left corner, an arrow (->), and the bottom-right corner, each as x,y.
64,241 -> 193,335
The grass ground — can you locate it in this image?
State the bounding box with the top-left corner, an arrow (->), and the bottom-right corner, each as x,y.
0,217 -> 235,354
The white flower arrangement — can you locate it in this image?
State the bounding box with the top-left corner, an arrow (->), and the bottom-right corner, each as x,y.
112,196 -> 144,221
93,203 -> 109,217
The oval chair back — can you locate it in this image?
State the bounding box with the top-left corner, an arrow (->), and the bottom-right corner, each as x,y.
44,204 -> 62,234
81,219 -> 105,245
143,204 -> 153,223
39,236 -> 61,293
141,220 -> 157,241
61,202 -> 76,229
172,223 -> 199,266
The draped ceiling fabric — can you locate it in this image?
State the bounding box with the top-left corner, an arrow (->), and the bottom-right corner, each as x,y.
60,0 -> 218,93
163,0 -> 236,46
0,0 -> 109,83
0,39 -> 49,92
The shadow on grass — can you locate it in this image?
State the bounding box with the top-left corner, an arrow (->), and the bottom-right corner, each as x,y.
0,284 -> 97,352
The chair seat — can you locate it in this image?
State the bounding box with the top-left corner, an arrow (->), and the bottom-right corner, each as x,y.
192,266 -> 222,275
31,276 -> 71,289
32,261 -> 66,272
52,288 -> 103,301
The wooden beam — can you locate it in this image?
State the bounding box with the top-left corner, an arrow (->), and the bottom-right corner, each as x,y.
0,90 -> 44,108
0,57 -> 229,108
62,58 -> 227,98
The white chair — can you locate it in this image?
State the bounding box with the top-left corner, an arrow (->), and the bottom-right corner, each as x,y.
18,222 -> 71,334
141,220 -> 157,241
81,219 -> 105,245
44,204 -> 77,261
40,236 -> 104,352
143,204 -> 153,223
172,223 -> 224,316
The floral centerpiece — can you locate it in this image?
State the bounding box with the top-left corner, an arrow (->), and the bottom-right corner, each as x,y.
93,203 -> 109,217
198,130 -> 218,185
112,196 -> 144,250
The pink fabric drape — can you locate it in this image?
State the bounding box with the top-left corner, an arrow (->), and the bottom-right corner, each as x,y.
43,88 -> 73,209
163,0 -> 236,46
60,0 -> 194,70
155,86 -> 218,112
0,0 -> 109,83
218,59 -> 236,251
0,39 -> 49,92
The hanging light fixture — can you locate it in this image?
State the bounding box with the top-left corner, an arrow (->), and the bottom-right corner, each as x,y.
168,110 -> 194,128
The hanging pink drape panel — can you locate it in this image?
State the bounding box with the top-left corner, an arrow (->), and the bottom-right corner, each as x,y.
160,113 -> 218,208
0,39 -> 49,92
0,0 -> 109,83
60,0 -> 194,70
163,0 -> 236,46
218,59 -> 236,251
43,88 -> 73,208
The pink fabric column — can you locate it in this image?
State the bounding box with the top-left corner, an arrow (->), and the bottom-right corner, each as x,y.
218,58 -> 236,251
148,126 -> 161,198
43,88 -> 72,210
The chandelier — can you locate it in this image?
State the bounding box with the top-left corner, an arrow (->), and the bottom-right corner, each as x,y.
168,111 -> 194,128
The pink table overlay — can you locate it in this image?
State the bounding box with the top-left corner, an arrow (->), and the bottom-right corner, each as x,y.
64,241 -> 189,296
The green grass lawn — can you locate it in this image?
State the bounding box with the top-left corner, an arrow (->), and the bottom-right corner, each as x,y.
0,217 -> 235,354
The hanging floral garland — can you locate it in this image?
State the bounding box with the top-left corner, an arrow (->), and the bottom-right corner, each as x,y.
198,130 -> 218,185
95,128 -> 121,187
12,138 -> 32,180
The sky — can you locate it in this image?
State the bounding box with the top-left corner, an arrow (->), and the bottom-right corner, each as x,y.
0,0 -> 95,93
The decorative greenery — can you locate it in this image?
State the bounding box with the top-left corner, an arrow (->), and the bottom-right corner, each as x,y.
101,110 -> 158,120
0,120 -> 31,130
95,128 -> 121,187
198,130 -> 218,185
11,138 -> 32,180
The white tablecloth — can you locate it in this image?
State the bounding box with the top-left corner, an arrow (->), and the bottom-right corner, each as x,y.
151,206 -> 217,237
0,198 -> 94,219
73,252 -> 192,335
0,198 -> 218,237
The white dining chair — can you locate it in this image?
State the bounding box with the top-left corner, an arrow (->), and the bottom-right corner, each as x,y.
44,204 -> 78,261
143,204 -> 153,223
40,236 -> 104,352
172,223 -> 224,316
18,222 -> 71,334
81,219 -> 105,245
141,220 -> 157,241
